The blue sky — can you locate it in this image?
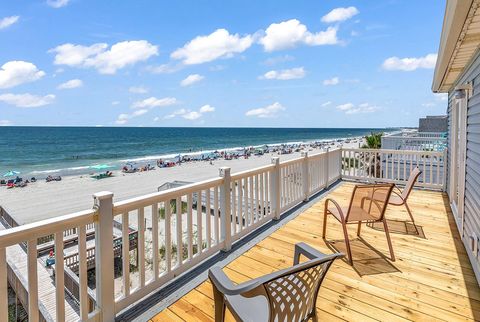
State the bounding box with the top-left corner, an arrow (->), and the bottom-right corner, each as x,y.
0,0 -> 446,128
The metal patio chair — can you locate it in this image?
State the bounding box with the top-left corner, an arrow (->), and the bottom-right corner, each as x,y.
208,243 -> 342,322
322,183 -> 394,265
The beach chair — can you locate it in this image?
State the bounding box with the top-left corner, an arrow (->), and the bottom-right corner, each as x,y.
209,242 -> 342,322
322,183 -> 394,265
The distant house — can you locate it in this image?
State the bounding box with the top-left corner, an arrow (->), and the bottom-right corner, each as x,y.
432,0 -> 480,282
418,115 -> 448,133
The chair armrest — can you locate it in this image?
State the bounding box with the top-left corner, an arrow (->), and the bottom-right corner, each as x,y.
325,198 -> 345,221
208,267 -> 261,296
294,242 -> 327,265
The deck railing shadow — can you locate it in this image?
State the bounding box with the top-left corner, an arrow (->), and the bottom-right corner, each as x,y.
442,193 -> 480,321
325,236 -> 400,276
367,219 -> 426,239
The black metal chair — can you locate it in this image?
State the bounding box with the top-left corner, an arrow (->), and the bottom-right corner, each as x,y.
208,243 -> 342,322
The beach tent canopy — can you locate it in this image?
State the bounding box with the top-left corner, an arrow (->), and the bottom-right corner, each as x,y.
3,170 -> 20,177
90,164 -> 112,170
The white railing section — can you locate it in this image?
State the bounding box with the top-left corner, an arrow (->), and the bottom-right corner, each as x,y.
341,148 -> 446,190
0,208 -> 99,322
381,135 -> 447,151
0,148 -> 345,321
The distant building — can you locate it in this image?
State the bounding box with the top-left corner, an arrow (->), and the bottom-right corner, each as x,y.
418,115 -> 448,133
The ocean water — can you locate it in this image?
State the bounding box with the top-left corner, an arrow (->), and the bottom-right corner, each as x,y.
0,127 -> 392,177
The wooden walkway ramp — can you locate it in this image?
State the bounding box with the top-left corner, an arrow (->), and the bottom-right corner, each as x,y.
151,183 -> 480,321
0,222 -> 80,321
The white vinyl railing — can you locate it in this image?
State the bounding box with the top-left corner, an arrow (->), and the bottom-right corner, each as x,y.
341,148 -> 446,189
381,135 -> 447,151
0,148 -> 342,322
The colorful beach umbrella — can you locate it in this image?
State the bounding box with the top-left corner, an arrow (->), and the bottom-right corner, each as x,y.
3,170 -> 20,177
90,164 -> 112,170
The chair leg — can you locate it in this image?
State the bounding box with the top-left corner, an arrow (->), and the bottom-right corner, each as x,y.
357,222 -> 362,236
322,208 -> 328,238
404,202 -> 419,235
212,284 -> 226,322
382,218 -> 395,261
342,222 -> 353,265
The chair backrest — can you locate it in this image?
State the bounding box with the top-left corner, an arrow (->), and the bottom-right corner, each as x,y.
262,254 -> 339,322
401,167 -> 422,200
346,184 -> 394,222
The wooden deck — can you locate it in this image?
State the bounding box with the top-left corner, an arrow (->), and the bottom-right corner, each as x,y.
150,183 -> 480,322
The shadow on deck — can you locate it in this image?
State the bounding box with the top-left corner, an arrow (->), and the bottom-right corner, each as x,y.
148,183 -> 480,321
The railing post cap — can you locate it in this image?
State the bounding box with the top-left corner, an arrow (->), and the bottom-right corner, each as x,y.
271,157 -> 280,164
219,167 -> 231,177
93,191 -> 114,200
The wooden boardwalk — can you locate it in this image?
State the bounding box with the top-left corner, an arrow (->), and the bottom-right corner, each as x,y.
151,183 -> 480,321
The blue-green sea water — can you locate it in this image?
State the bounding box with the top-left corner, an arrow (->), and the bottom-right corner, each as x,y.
0,127 -> 394,177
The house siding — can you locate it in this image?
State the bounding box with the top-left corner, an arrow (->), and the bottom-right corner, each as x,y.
449,49 -> 480,283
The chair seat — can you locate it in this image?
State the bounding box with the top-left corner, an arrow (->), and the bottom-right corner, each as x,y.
328,205 -> 379,222
225,293 -> 269,322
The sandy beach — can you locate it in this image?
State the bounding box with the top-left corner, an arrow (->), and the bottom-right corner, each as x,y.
0,141 -> 362,225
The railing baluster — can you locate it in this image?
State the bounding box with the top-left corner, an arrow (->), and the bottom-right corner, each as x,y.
205,188 -> 211,249
231,180 -> 237,235
187,193 -> 193,260
254,174 -> 259,223
54,231 -> 65,322
122,212 -> 130,296
214,187 -> 219,245
27,239 -> 39,322
430,155 -> 433,184
152,202 -> 159,279
176,197 -> 182,266
244,177 -> 249,227
197,190 -> 203,254
165,200 -> 171,273
260,173 -> 265,219
249,175 -> 254,225
78,225 -> 89,320
138,207 -> 145,287
0,248 -> 8,322
238,179 -> 243,230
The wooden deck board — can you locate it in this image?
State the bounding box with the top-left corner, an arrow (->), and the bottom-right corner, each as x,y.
150,183 -> 480,321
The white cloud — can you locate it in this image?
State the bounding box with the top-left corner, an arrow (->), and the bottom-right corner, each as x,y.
165,105 -> 214,121
180,74 -> 205,86
112,101 -> 120,105
50,40 -> 158,74
321,7 -> 359,23
46,0 -> 70,8
336,102 -> 378,114
259,19 -> 338,52
57,78 -> 83,89
321,101 -> 332,107
146,63 -> 182,74
131,97 -> 177,109
171,28 -> 253,65
115,109 -> 149,125
182,111 -> 202,120
245,102 -> 285,118
0,120 -> 12,126
261,67 -> 305,80
382,53 -> 437,71
0,61 -> 45,89
0,16 -> 19,30
323,77 -> 339,86
435,93 -> 448,101
129,86 -> 148,94
0,93 -> 55,108
199,104 -> 215,113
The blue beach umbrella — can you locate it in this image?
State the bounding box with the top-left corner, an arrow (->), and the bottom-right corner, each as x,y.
3,170 -> 20,177
90,164 -> 112,170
